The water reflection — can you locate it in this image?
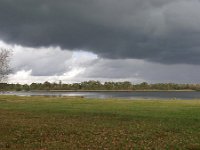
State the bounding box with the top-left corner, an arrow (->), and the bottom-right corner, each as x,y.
1,91 -> 200,100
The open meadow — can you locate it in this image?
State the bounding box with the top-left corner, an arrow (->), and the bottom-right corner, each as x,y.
0,95 -> 200,149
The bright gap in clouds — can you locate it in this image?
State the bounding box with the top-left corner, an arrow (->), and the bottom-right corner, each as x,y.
0,40 -> 98,84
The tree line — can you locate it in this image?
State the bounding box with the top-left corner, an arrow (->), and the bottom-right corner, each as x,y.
1,81 -> 200,91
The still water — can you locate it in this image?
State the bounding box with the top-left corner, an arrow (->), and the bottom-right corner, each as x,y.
1,91 -> 200,99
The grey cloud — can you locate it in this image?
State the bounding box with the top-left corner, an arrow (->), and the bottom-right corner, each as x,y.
1,0 -> 200,64
82,58 -> 200,84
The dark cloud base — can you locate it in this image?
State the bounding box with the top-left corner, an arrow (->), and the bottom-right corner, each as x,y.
1,0 -> 200,64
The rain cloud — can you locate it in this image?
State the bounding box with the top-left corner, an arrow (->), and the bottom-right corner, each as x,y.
1,0 -> 200,64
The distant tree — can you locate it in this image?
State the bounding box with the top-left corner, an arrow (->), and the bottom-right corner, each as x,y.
136,82 -> 149,90
23,84 -> 30,91
80,80 -> 102,90
30,83 -> 38,90
104,82 -> 114,90
42,81 -> 51,90
121,81 -> 132,90
59,80 -> 62,89
0,48 -> 11,83
15,83 -> 22,91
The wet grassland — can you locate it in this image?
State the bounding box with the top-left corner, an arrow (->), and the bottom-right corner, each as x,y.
0,95 -> 200,149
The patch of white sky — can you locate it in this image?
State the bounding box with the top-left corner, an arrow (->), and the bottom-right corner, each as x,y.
0,40 -> 99,84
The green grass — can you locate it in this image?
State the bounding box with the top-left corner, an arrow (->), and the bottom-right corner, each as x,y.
1,95 -> 200,149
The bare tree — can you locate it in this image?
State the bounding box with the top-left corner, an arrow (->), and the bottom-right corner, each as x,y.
0,48 -> 11,83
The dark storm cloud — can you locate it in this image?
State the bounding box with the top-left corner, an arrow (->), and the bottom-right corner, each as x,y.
1,0 -> 200,64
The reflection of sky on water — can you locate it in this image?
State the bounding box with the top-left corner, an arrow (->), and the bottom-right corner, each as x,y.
1,91 -> 200,100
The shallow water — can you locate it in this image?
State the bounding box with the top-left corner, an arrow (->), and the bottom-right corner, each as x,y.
1,91 -> 200,100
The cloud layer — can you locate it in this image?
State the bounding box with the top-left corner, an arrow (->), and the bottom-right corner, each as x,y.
1,40 -> 199,84
1,0 -> 200,64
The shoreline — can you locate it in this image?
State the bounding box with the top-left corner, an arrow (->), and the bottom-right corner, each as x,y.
29,89 -> 197,92
0,89 -> 197,92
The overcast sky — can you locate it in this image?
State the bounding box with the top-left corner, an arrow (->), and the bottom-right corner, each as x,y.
1,0 -> 200,84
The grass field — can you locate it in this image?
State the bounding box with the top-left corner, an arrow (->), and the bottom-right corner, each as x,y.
0,95 -> 200,149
